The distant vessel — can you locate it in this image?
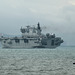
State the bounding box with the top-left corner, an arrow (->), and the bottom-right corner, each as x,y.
0,23 -> 63,48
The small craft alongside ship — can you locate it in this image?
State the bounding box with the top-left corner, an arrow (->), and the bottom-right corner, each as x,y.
0,23 -> 63,48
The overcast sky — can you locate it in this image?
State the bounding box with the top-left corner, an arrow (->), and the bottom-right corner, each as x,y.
0,0 -> 75,46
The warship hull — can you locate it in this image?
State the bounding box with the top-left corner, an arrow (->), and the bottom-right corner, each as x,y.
0,23 -> 63,48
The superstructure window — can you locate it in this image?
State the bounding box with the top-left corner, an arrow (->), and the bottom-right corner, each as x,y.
42,42 -> 47,45
55,43 -> 58,45
33,29 -> 36,33
51,40 -> 54,46
24,39 -> 28,43
41,40 -> 47,45
15,39 -> 20,43
27,29 -> 29,33
4,41 -> 6,43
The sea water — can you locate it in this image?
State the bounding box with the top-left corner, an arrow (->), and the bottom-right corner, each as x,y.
0,47 -> 75,75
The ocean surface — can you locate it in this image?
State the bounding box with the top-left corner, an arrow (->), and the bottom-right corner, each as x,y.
0,47 -> 75,75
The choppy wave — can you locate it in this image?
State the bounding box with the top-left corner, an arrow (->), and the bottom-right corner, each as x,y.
0,47 -> 75,75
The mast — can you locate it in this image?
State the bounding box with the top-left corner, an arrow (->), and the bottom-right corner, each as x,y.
37,22 -> 41,30
37,22 -> 42,35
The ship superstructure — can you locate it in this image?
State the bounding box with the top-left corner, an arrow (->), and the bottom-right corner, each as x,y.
0,23 -> 63,48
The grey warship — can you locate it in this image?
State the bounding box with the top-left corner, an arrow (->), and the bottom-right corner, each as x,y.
0,23 -> 63,48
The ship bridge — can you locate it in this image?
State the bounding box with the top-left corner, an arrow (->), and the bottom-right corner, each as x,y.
20,23 -> 42,38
